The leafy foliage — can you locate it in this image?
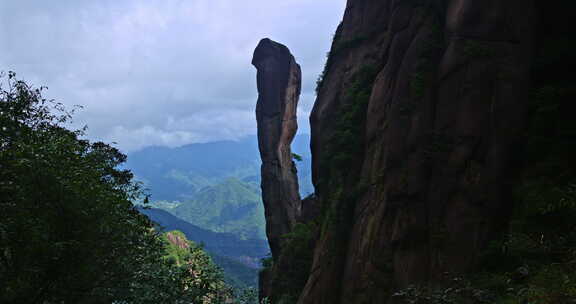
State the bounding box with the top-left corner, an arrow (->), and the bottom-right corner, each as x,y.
138,207 -> 266,289
291,153 -> 303,162
158,231 -> 230,303
0,73 -> 228,303
274,222 -> 317,303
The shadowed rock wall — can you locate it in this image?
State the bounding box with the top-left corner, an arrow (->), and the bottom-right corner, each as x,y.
252,38 -> 302,260
299,0 -> 535,303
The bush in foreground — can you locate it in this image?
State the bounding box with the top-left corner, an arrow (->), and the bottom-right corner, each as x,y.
0,72 -> 225,304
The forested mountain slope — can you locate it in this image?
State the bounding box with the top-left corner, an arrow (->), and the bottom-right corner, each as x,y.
127,135 -> 312,241
0,75 -> 235,303
138,207 -> 267,288
126,135 -> 312,203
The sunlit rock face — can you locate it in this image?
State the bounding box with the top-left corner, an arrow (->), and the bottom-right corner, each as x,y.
252,38 -> 302,260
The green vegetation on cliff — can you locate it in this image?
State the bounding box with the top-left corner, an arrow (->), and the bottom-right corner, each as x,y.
139,207 -> 265,288
161,230 -> 230,302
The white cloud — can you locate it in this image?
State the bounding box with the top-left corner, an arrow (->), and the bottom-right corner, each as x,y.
0,0 -> 346,152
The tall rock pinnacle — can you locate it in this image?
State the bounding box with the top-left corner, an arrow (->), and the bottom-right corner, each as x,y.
252,38 -> 301,259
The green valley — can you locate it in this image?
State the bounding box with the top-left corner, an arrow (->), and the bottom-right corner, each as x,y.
172,177 -> 265,240
126,135 -> 312,242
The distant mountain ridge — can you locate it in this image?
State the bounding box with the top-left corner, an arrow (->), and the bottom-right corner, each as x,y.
173,177 -> 266,239
137,207 -> 268,259
126,134 -> 312,241
128,135 -> 312,286
126,135 -> 312,202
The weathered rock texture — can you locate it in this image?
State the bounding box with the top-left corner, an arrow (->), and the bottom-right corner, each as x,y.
252,38 -> 302,260
295,1 -> 536,303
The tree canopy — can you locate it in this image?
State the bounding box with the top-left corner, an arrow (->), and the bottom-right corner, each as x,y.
0,72 -> 230,304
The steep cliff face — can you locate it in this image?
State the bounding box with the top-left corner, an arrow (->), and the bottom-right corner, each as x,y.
298,1 -> 535,303
252,38 -> 302,260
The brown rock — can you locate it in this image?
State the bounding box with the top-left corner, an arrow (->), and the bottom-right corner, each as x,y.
298,1 -> 535,303
298,194 -> 320,224
252,38 -> 302,260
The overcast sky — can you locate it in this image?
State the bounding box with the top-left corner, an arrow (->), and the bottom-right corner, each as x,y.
0,0 -> 346,152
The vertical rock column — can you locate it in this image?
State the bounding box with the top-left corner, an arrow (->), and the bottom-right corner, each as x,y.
252,38 -> 301,259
